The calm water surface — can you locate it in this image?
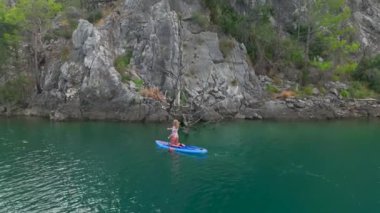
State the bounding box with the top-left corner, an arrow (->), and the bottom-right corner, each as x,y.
0,118 -> 379,212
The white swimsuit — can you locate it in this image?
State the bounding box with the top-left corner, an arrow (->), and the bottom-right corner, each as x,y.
171,127 -> 178,138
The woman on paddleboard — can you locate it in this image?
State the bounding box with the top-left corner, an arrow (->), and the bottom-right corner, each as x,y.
167,119 -> 183,147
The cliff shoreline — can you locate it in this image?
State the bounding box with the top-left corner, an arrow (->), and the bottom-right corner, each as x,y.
1,0 -> 380,123
1,95 -> 379,123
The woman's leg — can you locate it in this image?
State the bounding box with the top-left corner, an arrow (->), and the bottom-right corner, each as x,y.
170,137 -> 178,146
173,137 -> 181,146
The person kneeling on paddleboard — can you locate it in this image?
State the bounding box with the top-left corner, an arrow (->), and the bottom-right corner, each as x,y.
167,119 -> 184,147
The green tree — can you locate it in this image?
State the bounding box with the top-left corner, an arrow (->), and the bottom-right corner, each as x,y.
9,0 -> 61,93
293,0 -> 360,83
353,54 -> 380,92
0,1 -> 21,70
0,1 -> 10,67
204,0 -> 278,65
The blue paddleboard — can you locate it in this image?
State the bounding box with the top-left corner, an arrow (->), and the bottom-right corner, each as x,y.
155,140 -> 208,154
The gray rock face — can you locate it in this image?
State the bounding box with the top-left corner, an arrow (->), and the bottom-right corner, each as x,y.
28,0 -> 262,121
350,0 -> 380,53
181,30 -> 261,119
124,0 -> 262,121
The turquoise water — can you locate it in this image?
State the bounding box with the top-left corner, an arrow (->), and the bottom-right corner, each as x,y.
0,118 -> 379,212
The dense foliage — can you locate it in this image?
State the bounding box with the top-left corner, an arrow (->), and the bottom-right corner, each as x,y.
0,0 -> 117,104
0,75 -> 31,104
203,0 -> 361,85
353,54 -> 380,92
0,1 -> 21,69
0,0 -> 61,102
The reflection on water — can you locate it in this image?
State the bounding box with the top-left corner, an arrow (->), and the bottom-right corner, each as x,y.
170,152 -> 181,186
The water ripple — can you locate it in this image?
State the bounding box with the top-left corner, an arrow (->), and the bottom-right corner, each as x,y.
0,143 -> 124,212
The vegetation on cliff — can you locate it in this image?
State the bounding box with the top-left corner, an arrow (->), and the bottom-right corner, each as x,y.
0,0 -> 62,103
0,0 -> 379,107
202,0 -> 378,98
353,54 -> 380,92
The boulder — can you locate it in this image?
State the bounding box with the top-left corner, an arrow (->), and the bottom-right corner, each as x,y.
200,108 -> 223,121
312,88 -> 320,96
0,106 -> 6,113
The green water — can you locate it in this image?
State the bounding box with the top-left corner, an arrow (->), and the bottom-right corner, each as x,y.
0,118 -> 379,212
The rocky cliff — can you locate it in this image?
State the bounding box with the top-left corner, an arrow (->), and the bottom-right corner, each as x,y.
1,0 -> 380,122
